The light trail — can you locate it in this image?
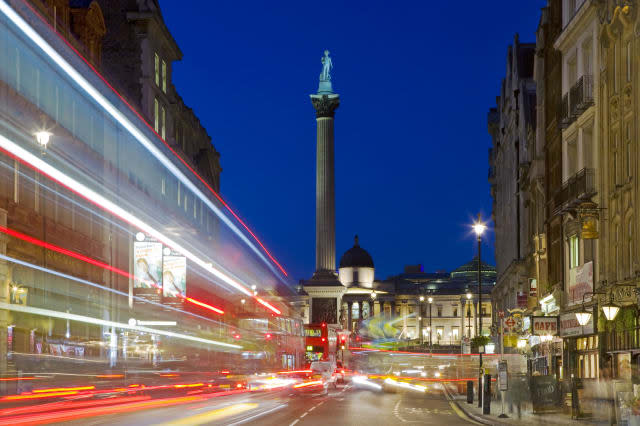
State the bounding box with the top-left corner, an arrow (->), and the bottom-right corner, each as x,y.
0,226 -> 225,315
0,133 -> 281,314
0,253 -> 224,327
4,0 -> 287,278
0,302 -> 242,349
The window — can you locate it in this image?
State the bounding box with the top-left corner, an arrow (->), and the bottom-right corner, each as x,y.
154,98 -> 159,132
627,124 -> 632,179
452,327 -> 459,341
162,60 -> 167,93
453,307 -> 458,317
614,41 -> 619,92
627,41 -> 632,82
154,53 -> 160,86
616,224 -> 621,280
629,218 -> 634,277
437,306 -> 442,317
352,302 -> 359,320
161,106 -> 166,139
436,327 -> 444,340
569,235 -> 579,268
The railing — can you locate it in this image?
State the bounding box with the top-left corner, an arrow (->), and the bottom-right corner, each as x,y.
559,75 -> 593,129
552,168 -> 596,214
601,327 -> 640,352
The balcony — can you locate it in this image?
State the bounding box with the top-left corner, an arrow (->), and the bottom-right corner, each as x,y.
559,75 -> 594,129
552,168 -> 596,214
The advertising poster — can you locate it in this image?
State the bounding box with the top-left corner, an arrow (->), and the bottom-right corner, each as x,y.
134,241 -> 162,289
568,261 -> 593,306
162,254 -> 186,298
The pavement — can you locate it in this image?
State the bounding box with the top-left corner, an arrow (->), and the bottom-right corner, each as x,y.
442,383 -> 607,426
5,382 -> 478,425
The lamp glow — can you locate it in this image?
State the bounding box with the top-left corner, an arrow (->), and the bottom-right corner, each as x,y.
575,311 -> 592,326
419,296 -> 425,302
35,131 -> 51,147
473,222 -> 487,236
602,302 -> 620,321
428,297 -> 433,303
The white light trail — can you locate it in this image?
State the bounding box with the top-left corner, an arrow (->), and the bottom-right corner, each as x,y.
0,0 -> 282,279
0,302 -> 241,349
0,132 -> 253,298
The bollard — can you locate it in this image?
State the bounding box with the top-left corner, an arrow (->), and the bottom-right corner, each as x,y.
483,374 -> 491,415
467,380 -> 474,403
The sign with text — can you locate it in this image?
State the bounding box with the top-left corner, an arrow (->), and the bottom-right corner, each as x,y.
532,316 -> 558,336
568,261 -> 593,306
498,360 -> 508,391
559,310 -> 595,337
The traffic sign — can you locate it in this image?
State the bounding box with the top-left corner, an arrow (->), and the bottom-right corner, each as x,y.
505,317 -> 516,328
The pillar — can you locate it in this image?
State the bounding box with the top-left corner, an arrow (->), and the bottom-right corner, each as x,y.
347,302 -> 353,331
310,93 -> 340,280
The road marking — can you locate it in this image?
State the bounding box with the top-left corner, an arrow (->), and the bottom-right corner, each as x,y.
162,403 -> 257,425
227,404 -> 287,425
300,411 -> 308,418
309,406 -> 316,412
289,420 -> 299,426
448,401 -> 483,425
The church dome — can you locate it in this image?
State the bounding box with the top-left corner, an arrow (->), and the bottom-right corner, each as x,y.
339,235 -> 374,268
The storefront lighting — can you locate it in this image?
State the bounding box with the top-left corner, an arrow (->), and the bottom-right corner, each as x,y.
517,339 -> 527,349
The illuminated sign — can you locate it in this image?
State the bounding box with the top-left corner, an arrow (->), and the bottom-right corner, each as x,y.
305,329 -> 322,337
532,316 -> 558,336
306,346 -> 313,351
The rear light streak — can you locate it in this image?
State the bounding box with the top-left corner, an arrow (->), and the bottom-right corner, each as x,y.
276,370 -> 312,374
0,134 -> 278,313
33,386 -> 95,393
293,380 -> 323,389
2,0 -> 287,278
185,297 -> 224,315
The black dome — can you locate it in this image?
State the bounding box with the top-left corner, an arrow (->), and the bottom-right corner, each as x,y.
339,235 -> 374,268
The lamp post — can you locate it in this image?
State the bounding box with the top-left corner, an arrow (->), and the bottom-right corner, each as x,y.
428,296 -> 433,353
473,215 -> 486,409
466,292 -> 472,338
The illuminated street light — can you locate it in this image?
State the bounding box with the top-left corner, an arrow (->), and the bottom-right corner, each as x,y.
419,295 -> 425,302
240,299 -> 246,304
602,300 -> 620,321
428,297 -> 433,303
370,290 -> 377,299
473,221 -> 487,237
35,131 -> 51,148
575,310 -> 592,326
466,292 -> 472,300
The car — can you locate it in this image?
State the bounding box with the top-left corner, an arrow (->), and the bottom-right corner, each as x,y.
310,361 -> 338,388
280,371 -> 328,396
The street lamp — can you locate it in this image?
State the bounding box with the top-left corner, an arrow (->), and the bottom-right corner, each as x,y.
428,296 -> 433,353
473,214 -> 486,409
35,131 -> 52,148
370,290 -> 377,299
419,295 -> 425,302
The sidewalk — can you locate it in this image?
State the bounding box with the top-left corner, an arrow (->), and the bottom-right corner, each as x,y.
443,384 -> 604,425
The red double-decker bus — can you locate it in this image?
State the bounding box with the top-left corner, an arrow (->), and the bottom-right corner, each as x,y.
304,323 -> 339,365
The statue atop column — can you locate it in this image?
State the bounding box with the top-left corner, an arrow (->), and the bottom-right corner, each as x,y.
320,50 -> 333,81
317,50 -> 335,95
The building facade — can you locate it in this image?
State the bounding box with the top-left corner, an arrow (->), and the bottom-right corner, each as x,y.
488,35 -> 538,323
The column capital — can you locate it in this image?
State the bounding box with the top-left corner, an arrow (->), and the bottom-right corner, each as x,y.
310,94 -> 340,118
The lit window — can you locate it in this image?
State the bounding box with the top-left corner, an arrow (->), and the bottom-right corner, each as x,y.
436,327 -> 444,340
452,327 -> 459,341
154,98 -> 159,132
161,106 -> 166,139
569,235 -> 579,268
162,60 -> 167,93
155,53 -> 160,86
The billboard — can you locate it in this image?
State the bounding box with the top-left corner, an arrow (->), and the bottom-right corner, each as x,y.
133,241 -> 162,289
162,254 -> 186,298
568,261 -> 593,306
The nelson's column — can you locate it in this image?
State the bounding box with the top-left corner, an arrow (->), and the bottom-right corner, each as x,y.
303,50 -> 345,326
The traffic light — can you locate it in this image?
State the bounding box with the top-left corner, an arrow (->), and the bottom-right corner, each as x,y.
265,333 -> 272,340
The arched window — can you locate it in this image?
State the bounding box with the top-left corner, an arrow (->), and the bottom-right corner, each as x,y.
352,302 -> 359,320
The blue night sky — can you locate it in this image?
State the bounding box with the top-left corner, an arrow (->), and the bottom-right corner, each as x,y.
159,0 -> 546,282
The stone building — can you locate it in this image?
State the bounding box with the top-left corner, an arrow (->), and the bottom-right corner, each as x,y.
97,0 -> 221,192
488,35 -> 537,320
